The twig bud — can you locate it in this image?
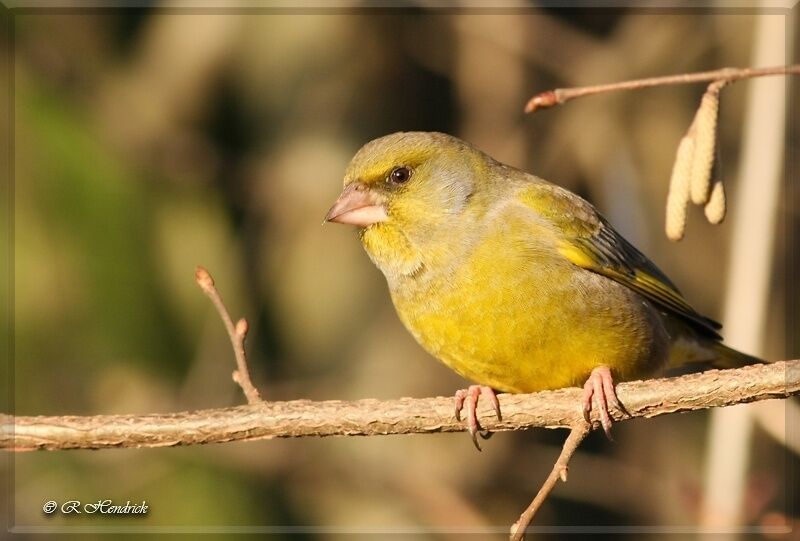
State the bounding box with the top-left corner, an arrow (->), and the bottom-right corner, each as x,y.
524,90 -> 558,114
195,266 -> 214,291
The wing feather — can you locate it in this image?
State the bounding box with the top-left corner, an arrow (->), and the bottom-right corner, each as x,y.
519,182 -> 722,338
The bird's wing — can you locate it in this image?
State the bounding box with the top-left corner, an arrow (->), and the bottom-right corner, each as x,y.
519,182 -> 722,338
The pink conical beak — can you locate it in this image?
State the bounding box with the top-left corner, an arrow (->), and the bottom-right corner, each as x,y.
325,182 -> 387,227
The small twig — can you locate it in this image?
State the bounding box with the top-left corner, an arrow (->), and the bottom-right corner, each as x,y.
524,65 -> 797,242
510,422 -> 591,541
194,266 -> 262,404
524,65 -> 799,113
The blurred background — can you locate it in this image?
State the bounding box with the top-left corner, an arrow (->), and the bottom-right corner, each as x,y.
2,4 -> 797,538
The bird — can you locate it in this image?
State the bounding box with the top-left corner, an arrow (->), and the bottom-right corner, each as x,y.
325,131 -> 761,449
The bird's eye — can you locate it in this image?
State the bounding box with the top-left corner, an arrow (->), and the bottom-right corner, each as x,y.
389,166 -> 412,184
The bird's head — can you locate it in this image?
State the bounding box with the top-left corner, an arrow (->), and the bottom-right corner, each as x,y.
325,132 -> 490,279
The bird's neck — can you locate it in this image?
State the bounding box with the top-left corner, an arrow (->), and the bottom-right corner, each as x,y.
360,218 -> 480,300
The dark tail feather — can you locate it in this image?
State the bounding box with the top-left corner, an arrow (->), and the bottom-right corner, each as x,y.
711,343 -> 765,368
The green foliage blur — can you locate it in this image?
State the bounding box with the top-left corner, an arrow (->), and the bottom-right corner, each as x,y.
3,7 -> 797,537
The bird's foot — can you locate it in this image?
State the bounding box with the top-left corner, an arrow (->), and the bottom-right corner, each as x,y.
581,365 -> 626,440
454,385 -> 501,451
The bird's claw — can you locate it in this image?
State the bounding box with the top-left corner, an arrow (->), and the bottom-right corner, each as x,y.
581,365 -> 625,440
454,385 -> 501,451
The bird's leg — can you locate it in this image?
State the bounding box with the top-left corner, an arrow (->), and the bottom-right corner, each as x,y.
581,365 -> 625,439
454,385 -> 501,451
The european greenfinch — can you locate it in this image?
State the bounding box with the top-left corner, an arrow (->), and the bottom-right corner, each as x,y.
326,131 -> 760,448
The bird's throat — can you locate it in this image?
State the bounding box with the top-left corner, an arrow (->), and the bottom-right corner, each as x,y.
360,223 -> 425,280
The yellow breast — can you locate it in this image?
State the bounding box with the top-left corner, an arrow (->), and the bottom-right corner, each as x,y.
387,212 -> 668,393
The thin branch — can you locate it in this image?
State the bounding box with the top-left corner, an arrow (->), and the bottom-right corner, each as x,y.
194,266 -> 261,404
510,422 -> 591,541
2,360 -> 797,451
524,65 -> 799,113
